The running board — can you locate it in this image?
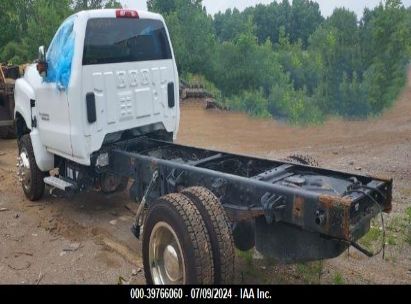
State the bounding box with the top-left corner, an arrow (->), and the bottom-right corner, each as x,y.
44,176 -> 76,191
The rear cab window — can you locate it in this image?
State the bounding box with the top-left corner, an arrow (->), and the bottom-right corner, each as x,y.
83,18 -> 172,65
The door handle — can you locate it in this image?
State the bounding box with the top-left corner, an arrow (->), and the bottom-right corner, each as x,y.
86,93 -> 97,123
168,82 -> 175,108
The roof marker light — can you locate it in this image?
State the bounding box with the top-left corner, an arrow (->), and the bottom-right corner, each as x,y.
116,9 -> 139,19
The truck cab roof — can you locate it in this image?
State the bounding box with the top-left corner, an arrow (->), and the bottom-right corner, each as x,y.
74,9 -> 164,22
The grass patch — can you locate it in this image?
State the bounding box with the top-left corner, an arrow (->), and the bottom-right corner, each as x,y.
296,262 -> 323,284
404,208 -> 411,246
387,235 -> 397,246
386,212 -> 411,247
359,211 -> 411,250
406,230 -> 411,246
406,207 -> 411,223
360,226 -> 382,248
236,249 -> 261,281
333,272 -> 345,285
237,249 -> 253,267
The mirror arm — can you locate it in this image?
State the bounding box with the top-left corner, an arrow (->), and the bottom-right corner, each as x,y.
37,46 -> 47,77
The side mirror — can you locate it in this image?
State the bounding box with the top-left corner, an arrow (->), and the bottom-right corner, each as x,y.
38,46 -> 45,62
36,46 -> 47,77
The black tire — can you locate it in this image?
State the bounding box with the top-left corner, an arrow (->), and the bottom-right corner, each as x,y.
182,187 -> 235,284
143,193 -> 214,285
18,134 -> 45,201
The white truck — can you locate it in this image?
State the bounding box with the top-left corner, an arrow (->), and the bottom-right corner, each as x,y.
13,9 -> 393,285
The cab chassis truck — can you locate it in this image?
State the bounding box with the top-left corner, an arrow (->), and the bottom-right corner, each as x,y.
13,9 -> 393,285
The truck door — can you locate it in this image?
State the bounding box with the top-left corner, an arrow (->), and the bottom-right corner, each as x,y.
36,18 -> 75,157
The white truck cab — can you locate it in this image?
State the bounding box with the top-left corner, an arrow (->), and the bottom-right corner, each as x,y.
15,9 -> 179,173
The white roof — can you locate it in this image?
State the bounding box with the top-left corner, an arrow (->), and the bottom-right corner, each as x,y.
75,9 -> 163,21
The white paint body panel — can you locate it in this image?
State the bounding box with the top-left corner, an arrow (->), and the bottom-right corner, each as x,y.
30,129 -> 55,172
14,9 -> 180,169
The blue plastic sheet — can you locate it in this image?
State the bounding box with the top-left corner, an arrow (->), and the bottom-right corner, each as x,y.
45,17 -> 75,89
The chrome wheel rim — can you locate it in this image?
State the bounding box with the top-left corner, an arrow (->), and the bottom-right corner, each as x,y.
18,149 -> 31,191
149,222 -> 185,284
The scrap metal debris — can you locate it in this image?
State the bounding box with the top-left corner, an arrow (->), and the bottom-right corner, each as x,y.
109,220 -> 118,226
63,242 -> 82,252
8,261 -> 31,271
35,271 -> 45,285
131,268 -> 142,276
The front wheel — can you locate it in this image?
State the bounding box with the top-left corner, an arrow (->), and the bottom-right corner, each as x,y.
18,134 -> 45,201
142,193 -> 214,285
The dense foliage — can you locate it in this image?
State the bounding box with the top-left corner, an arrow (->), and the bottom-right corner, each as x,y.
1,0 -> 410,124
154,0 -> 411,124
0,0 -> 121,64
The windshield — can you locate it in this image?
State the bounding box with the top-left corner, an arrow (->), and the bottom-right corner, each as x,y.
83,18 -> 172,65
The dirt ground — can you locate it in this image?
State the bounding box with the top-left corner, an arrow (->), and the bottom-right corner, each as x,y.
1,75 -> 410,284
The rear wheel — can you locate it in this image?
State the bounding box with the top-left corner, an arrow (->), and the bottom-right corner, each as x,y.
142,193 -> 214,285
18,134 -> 45,201
182,187 -> 235,284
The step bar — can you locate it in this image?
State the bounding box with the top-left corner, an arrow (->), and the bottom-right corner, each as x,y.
44,176 -> 76,191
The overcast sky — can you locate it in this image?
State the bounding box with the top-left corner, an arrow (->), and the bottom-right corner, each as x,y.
121,0 -> 411,17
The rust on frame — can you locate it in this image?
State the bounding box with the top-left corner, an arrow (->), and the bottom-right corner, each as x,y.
365,174 -> 393,183
319,194 -> 352,208
225,209 -> 265,222
319,194 -> 351,240
293,196 -> 304,223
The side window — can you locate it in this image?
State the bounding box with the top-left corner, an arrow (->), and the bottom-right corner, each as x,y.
45,18 -> 75,89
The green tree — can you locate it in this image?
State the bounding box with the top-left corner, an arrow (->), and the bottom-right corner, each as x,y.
0,0 -> 21,58
72,0 -> 121,11
289,0 -> 323,47
1,0 -> 72,63
309,8 -> 361,114
213,8 -> 249,42
339,72 -> 369,117
24,0 -> 72,60
148,0 -> 202,14
276,27 -> 322,94
154,0 -> 216,77
361,0 -> 410,113
215,0 -> 323,48
213,22 -> 285,97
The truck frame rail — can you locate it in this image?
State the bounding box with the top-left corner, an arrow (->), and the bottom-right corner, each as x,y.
105,137 -> 392,263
